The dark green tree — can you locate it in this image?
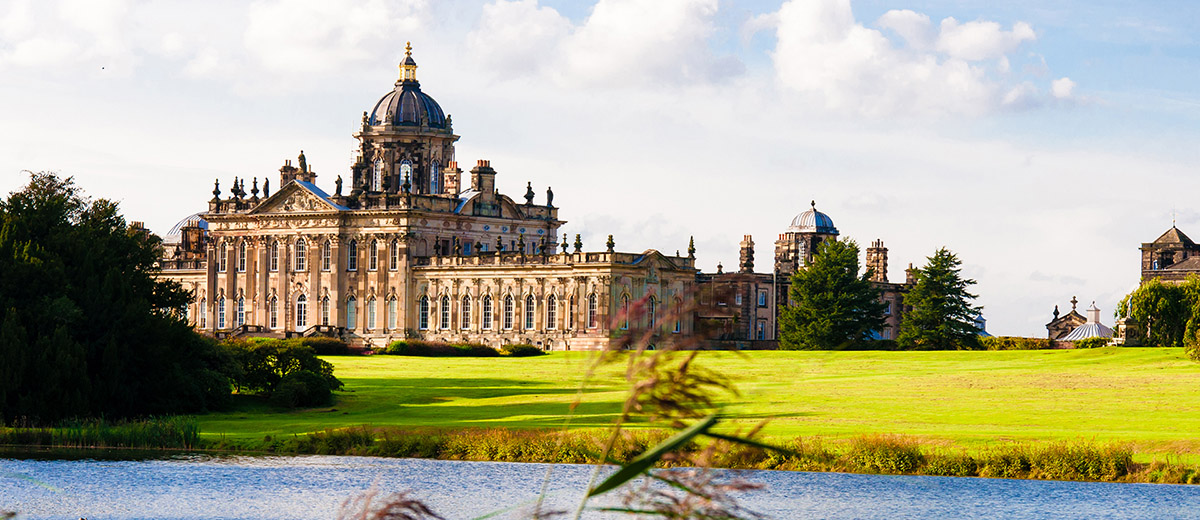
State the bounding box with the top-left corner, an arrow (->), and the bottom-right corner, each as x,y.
897,248 -> 982,350
1117,276 -> 1200,359
779,238 -> 886,349
0,172 -> 233,423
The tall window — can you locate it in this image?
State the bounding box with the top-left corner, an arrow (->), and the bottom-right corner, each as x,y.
269,297 -> 278,329
758,290 -> 768,307
461,295 -> 471,329
218,245 -> 227,272
389,240 -> 399,271
346,296 -> 357,330
237,242 -> 247,272
547,295 -> 557,330
294,239 -> 307,271
369,240 -> 379,271
674,298 -> 682,333
387,297 -> 398,329
524,295 -> 535,330
429,160 -> 440,194
347,240 -> 358,271
503,295 -> 514,330
620,295 -> 630,330
568,297 -> 575,330
236,297 -> 245,327
269,241 -> 279,271
400,160 -> 412,189
648,297 -> 656,328
199,298 -> 207,328
322,240 -> 332,271
418,296 -> 429,330
367,297 -> 377,330
482,295 -> 493,330
321,296 -> 330,325
372,159 -> 383,191
440,296 -> 451,329
587,294 -> 597,328
217,296 -> 226,329
756,320 -> 766,340
296,294 -> 307,328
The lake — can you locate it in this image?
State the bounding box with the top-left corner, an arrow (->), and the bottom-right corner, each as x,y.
3,454 -> 1199,519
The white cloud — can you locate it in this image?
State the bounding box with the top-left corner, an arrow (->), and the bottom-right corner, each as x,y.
877,9 -> 933,50
936,18 -> 1035,61
1052,77 -> 1076,99
5,37 -> 78,67
467,0 -> 571,76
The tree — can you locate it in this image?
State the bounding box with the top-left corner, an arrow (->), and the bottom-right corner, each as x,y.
0,172 -> 233,423
1117,276 -> 1200,359
779,238 -> 886,349
897,248 -> 982,350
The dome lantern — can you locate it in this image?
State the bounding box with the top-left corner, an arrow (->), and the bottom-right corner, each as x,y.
399,41 -> 418,83
366,43 -> 448,130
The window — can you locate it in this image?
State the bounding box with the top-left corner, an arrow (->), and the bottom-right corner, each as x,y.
217,296 -> 226,329
322,240 -> 332,271
346,296 -> 357,330
503,295 -> 514,330
482,295 -> 493,330
372,159 -> 383,191
236,297 -> 245,327
547,295 -> 557,330
237,242 -> 247,272
525,295 -> 535,330
568,297 -> 576,330
389,240 -> 399,271
463,242 -> 472,255
647,297 -> 656,328
418,296 -> 429,330
296,294 -> 307,328
430,160 -> 440,194
882,328 -> 891,340
674,298 -> 682,333
218,245 -> 227,272
884,300 -> 893,316
620,295 -> 630,330
441,296 -> 451,329
388,297 -> 398,330
461,295 -> 471,329
199,298 -> 207,328
369,240 -> 379,271
269,241 -> 279,271
756,320 -> 766,340
294,239 -> 307,271
321,296 -> 330,325
400,160 -> 412,189
367,297 -> 377,330
758,290 -> 768,307
587,294 -> 597,328
347,240 -> 358,271
735,293 -> 742,306
269,297 -> 278,329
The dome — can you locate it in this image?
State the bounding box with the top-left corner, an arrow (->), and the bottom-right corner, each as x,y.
366,43 -> 447,130
788,201 -> 838,234
163,212 -> 207,244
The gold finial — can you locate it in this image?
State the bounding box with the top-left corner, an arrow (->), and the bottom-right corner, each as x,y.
399,41 -> 418,82
405,41 -> 412,58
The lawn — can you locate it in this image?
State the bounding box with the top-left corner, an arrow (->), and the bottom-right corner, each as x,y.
197,347 -> 1200,459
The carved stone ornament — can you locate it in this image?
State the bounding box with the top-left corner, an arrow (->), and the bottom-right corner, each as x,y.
281,191 -> 326,212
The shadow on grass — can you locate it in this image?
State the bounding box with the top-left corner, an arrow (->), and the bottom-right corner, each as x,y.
343,376 -> 615,404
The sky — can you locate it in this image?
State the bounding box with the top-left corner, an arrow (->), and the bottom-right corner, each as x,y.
0,0 -> 1197,337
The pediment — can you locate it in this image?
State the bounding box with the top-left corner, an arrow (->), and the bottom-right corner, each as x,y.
251,182 -> 340,214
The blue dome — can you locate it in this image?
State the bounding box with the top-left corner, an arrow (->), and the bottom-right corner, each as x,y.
164,212 -> 207,243
788,201 -> 838,234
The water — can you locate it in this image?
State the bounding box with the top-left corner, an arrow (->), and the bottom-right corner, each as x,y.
3,454 -> 1200,519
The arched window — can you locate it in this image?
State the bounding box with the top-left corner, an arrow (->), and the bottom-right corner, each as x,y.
237,242 -> 247,272
648,296 -> 656,328
199,298 -> 207,328
217,296 -> 226,329
400,160 -> 412,190
372,159 -> 383,191
346,296 -> 357,330
269,241 -> 279,271
587,294 -> 597,329
296,294 -> 308,328
429,160 -> 440,194
547,295 -> 557,330
294,238 -> 307,271
389,240 -> 399,271
367,297 -> 377,330
418,296 -> 429,330
482,295 -> 493,330
347,240 -> 358,271
461,295 -> 471,329
269,297 -> 278,329
321,296 -> 330,325
440,296 -> 451,330
369,240 -> 379,271
620,294 -> 630,330
503,295 -> 514,330
236,296 -> 245,327
321,240 -> 332,271
218,245 -> 227,273
387,297 -> 398,329
524,295 -> 535,330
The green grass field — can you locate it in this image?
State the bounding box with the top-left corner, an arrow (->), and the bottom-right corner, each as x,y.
197,347 -> 1200,459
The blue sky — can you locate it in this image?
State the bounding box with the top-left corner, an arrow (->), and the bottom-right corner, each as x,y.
0,0 -> 1197,336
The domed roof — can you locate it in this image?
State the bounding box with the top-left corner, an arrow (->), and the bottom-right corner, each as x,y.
788,201 -> 838,234
163,212 -> 207,243
367,43 -> 447,130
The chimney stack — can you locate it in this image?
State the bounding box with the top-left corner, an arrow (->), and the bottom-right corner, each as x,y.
739,235 -> 755,273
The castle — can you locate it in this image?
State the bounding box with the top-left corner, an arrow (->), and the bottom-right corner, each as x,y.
158,45 -> 913,350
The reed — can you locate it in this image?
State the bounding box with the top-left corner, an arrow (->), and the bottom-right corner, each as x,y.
0,416 -> 200,450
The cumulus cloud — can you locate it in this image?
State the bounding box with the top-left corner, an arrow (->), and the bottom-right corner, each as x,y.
467,0 -> 742,87
1051,77 -> 1076,99
768,0 -> 1067,116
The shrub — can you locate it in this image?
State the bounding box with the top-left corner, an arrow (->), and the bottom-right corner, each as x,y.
385,340 -> 500,357
846,435 -> 925,474
501,344 -> 546,357
924,452 -> 978,476
456,343 -> 500,357
222,338 -> 342,408
980,336 -> 1056,350
299,337 -> 356,356
1072,337 -> 1109,349
270,370 -> 338,408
